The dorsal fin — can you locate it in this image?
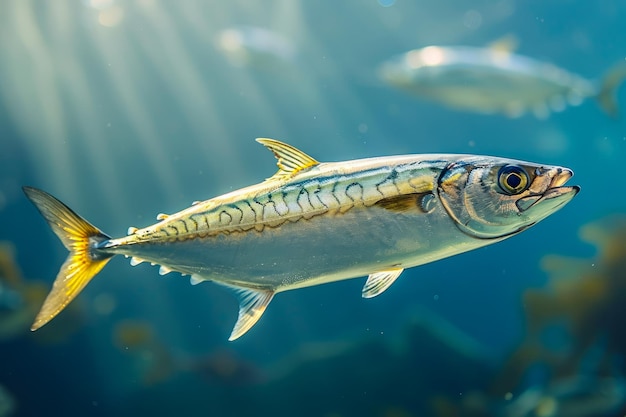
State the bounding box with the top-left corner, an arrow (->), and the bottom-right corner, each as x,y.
487,34 -> 519,54
256,138 -> 320,181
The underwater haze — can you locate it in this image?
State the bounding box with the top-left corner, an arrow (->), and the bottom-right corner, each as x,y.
1,1 -> 626,416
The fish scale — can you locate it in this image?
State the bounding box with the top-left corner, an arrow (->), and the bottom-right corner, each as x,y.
132,164 -> 433,242
23,138 -> 579,340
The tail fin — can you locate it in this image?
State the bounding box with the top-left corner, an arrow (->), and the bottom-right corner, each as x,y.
23,186 -> 113,331
596,62 -> 626,118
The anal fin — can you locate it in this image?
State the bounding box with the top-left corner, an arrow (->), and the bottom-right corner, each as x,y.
219,284 -> 274,341
189,274 -> 206,286
362,268 -> 404,298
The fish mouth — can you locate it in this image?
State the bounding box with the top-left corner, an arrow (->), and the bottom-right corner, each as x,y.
542,167 -> 580,199
550,167 -> 574,187
516,167 -> 580,213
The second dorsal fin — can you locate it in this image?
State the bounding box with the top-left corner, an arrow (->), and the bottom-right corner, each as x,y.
487,34 -> 519,54
256,138 -> 320,181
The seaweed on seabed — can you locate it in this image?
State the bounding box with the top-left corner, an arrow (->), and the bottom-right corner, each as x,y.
113,319 -> 263,387
0,241 -> 84,343
0,241 -> 44,340
492,214 -> 626,395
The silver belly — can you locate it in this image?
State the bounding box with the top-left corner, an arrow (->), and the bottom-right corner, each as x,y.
115,202 -> 485,292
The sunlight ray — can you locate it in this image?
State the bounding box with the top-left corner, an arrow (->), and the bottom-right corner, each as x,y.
8,1 -> 78,198
50,2 -> 133,218
134,2 -> 247,176
88,18 -> 182,204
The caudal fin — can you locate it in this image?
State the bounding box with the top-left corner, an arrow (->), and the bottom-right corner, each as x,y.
596,63 -> 626,118
23,186 -> 113,331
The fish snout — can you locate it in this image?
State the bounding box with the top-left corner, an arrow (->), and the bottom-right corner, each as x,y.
550,167 -> 574,188
545,166 -> 580,198
516,166 -> 579,213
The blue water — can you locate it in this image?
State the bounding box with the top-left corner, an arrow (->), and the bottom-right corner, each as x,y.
1,1 -> 626,416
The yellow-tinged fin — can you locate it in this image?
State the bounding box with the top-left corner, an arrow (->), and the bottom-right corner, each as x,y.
158,265 -> 172,276
189,274 -> 206,285
362,268 -> 404,298
216,282 -> 275,341
22,186 -> 113,331
256,138 -> 319,181
596,62 -> 626,118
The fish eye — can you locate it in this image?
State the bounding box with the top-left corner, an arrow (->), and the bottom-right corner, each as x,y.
498,165 -> 530,195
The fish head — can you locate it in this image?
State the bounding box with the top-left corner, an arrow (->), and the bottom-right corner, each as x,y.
437,157 -> 580,239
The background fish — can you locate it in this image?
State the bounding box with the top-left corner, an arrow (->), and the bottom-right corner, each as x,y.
378,44 -> 626,118
24,138 -> 578,340
216,25 -> 297,69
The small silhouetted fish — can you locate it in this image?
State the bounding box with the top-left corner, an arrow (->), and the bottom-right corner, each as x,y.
378,44 -> 626,118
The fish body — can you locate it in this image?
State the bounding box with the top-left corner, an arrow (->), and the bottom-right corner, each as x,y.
378,45 -> 626,118
24,139 -> 579,340
109,156 -> 485,291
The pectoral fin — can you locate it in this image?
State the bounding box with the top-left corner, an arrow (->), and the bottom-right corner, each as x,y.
362,268 -> 404,298
220,284 -> 275,341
